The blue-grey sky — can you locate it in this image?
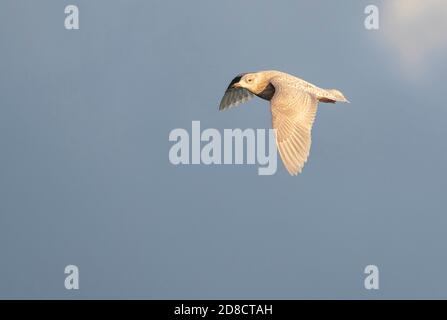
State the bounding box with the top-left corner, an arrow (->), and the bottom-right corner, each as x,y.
1,0 -> 447,299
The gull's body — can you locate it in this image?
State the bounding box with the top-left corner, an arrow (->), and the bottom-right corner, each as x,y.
219,70 -> 349,175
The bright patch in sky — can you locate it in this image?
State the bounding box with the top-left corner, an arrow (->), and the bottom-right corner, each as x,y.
382,0 -> 447,78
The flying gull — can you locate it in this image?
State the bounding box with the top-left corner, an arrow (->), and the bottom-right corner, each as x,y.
219,70 -> 349,175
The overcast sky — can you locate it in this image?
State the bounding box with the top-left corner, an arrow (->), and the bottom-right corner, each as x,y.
1,0 -> 447,299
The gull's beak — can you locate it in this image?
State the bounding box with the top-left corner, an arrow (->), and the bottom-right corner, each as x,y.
231,82 -> 242,88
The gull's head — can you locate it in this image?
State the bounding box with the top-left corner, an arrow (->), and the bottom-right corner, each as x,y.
232,73 -> 260,92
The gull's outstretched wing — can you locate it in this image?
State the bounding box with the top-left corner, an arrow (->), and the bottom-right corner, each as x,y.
219,74 -> 254,111
270,77 -> 319,175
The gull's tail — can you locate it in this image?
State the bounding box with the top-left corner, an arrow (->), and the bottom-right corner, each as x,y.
319,89 -> 350,103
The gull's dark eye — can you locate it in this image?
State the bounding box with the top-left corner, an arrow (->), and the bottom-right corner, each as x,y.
247,78 -> 253,82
